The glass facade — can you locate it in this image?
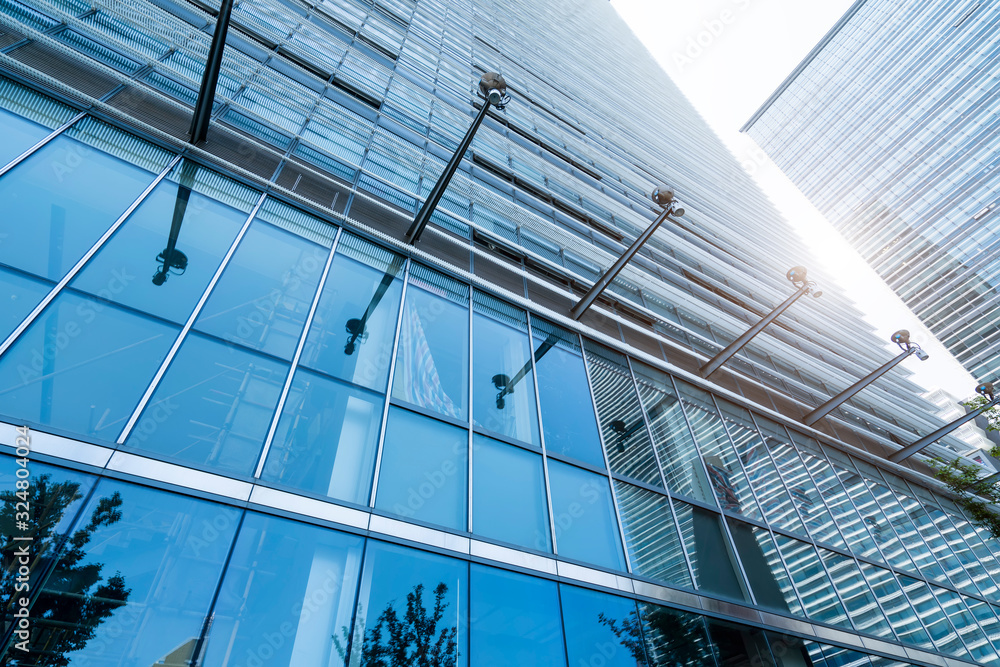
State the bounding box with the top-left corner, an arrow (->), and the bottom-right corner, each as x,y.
744,0 -> 1000,383
0,0 -> 996,665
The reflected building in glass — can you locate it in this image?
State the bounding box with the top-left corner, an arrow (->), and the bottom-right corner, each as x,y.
742,0 -> 1000,383
0,0 -> 998,665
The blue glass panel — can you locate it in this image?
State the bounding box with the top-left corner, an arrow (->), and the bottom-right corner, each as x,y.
757,415 -> 840,546
638,602 -> 715,666
71,169 -> 247,324
472,434 -> 550,551
632,361 -> 712,503
0,107 -> 51,167
300,238 -> 404,392
0,266 -> 51,341
375,407 -> 468,530
195,221 -> 328,360
725,405 -> 803,533
899,574 -> 965,656
764,632 -> 830,667
350,540 -> 467,667
124,332 -> 287,475
673,500 -> 748,601
532,320 -> 603,467
818,548 -> 892,637
774,534 -> 848,627
472,298 -> 539,446
614,481 -> 692,588
470,564 -> 567,666
0,291 -> 176,440
726,518 -> 802,615
934,586 -> 995,663
547,459 -> 625,570
560,585 -> 648,667
858,562 -> 932,648
585,342 -> 662,487
261,368 -> 383,505
23,480 -> 239,666
0,133 -> 158,281
675,381 -> 761,519
391,281 -> 469,421
203,512 -> 364,667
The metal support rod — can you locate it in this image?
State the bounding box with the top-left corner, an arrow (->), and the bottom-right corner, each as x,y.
699,282 -> 810,378
345,257 -> 405,354
189,0 -> 235,145
889,396 -> 1000,463
153,162 -> 197,285
569,207 -> 672,320
495,331 -> 560,405
802,347 -> 916,426
406,101 -> 491,244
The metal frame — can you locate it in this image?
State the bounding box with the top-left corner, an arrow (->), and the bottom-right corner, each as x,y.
367,259 -> 411,507
116,191 -> 267,443
525,312 -> 565,557
623,355 -> 700,588
0,110 -> 85,179
253,226 -> 344,478
0,154 -> 182,359
0,60 -> 992,667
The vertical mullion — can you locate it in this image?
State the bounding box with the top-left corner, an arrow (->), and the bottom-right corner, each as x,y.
116,191 -> 267,443
745,410 -> 816,539
189,510 -> 248,666
579,332 -> 632,574
252,226 -> 344,478
623,355 -> 697,588
708,394 -> 774,526
466,287 -> 474,533
0,110 -> 86,179
0,153 -> 183,359
669,373 -> 756,603
526,312 -> 559,555
367,259 -> 411,508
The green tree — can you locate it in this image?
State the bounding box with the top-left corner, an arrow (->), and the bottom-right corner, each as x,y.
928,444 -> 1000,541
1,475 -> 130,666
961,395 -> 1000,432
335,582 -> 458,667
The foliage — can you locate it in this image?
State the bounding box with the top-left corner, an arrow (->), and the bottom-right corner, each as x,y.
599,605 -> 714,666
960,396 -> 1000,432
334,582 -> 458,667
928,445 -> 1000,541
0,475 -> 130,665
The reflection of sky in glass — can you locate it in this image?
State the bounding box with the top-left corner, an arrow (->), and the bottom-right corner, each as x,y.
204,511 -> 363,667
470,564 -> 566,666
263,367 -> 383,504
472,434 -> 550,551
375,406 -> 468,530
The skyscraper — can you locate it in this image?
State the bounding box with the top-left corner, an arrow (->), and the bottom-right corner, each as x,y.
742,0 -> 1000,383
0,0 -> 998,665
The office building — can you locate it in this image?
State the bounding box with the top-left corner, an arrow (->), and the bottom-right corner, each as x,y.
742,0 -> 1000,383
0,0 -> 998,665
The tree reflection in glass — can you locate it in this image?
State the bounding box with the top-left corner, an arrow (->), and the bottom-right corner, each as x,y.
336,582 -> 458,667
0,474 -> 128,665
345,540 -> 466,667
598,602 -> 715,666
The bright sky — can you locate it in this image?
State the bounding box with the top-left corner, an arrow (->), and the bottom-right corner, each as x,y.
610,0 -> 977,401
